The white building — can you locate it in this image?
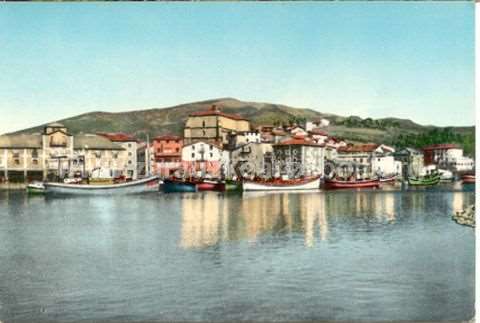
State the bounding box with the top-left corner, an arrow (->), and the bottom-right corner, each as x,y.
181,141 -> 229,178
305,119 -> 330,131
97,133 -> 139,179
273,137 -> 325,178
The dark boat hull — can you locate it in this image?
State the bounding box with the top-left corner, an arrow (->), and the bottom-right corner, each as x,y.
163,180 -> 197,193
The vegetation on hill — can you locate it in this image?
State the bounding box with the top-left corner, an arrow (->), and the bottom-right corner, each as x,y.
11,98 -> 474,154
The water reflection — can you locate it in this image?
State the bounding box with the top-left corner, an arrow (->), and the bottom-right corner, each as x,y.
179,189 -> 474,250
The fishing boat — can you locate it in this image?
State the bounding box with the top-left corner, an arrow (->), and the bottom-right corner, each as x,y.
195,180 -> 226,192
26,181 -> 45,194
438,169 -> 454,181
462,174 -> 475,184
408,173 -> 441,186
243,176 -> 321,191
163,178 -> 197,193
44,176 -> 159,195
324,177 -> 380,189
225,179 -> 242,192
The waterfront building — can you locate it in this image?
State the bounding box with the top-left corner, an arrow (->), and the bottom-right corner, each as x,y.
183,105 -> 250,148
423,144 -> 474,172
394,148 -> 425,178
181,141 -> 230,178
229,142 -> 273,178
151,135 -> 183,178
336,143 -> 396,177
97,133 -> 139,179
0,123 -> 127,182
272,136 -> 325,178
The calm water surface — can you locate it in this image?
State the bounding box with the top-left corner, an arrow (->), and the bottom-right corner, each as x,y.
0,185 -> 475,322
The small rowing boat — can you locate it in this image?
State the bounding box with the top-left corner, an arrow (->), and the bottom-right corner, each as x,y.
243,176 -> 320,191
163,179 -> 197,193
26,182 -> 45,194
408,174 -> 441,186
44,176 -> 159,195
225,179 -> 242,192
324,177 -> 380,189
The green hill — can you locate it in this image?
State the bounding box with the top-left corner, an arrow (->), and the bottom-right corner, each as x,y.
11,97 -> 475,156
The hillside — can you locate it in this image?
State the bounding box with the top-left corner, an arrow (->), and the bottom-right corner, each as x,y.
11,97 -> 475,155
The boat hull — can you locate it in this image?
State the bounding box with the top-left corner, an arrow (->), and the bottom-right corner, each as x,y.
408,175 -> 441,186
225,180 -> 242,192
462,175 -> 475,184
163,180 -> 197,193
243,177 -> 320,191
44,176 -> 159,195
196,182 -> 226,192
324,178 -> 380,189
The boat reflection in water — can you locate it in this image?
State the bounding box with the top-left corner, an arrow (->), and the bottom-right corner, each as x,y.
180,192 -> 331,249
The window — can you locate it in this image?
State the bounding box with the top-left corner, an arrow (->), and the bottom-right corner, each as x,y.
175,148 -> 179,152
128,152 -> 133,156
202,121 -> 206,127
209,145 -> 213,150
157,149 -> 161,154
210,153 -> 213,158
203,130 -> 206,136
191,153 -> 195,158
113,153 -> 118,159
32,159 -> 38,166
166,140 -> 170,144
128,143 -> 132,148
128,160 -> 132,165
13,152 -> 19,158
32,149 -> 39,158
14,159 -> 20,165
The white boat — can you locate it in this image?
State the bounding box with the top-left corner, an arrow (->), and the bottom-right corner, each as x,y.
243,176 -> 321,191
438,169 -> 454,181
26,181 -> 45,194
44,176 -> 160,195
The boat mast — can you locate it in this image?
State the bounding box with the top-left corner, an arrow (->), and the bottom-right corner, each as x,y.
146,134 -> 150,177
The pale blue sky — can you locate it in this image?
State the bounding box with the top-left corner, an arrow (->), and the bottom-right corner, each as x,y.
0,2 -> 475,134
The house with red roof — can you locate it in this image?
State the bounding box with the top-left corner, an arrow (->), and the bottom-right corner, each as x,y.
423,144 -> 473,171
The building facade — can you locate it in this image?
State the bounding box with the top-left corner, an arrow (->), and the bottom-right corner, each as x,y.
0,123 -> 127,182
423,144 -> 474,172
181,141 -> 229,178
151,135 -> 183,178
272,137 -> 325,178
97,133 -> 139,179
229,142 -> 273,178
183,105 -> 250,148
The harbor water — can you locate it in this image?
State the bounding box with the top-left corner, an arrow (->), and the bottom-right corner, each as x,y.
0,184 -> 475,321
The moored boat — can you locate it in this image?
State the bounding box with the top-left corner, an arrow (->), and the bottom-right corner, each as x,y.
408,173 -> 441,186
44,176 -> 159,195
195,180 -> 226,192
26,181 -> 45,194
462,174 -> 475,184
163,179 -> 197,193
324,177 -> 380,189
438,169 -> 454,181
225,179 -> 242,192
379,174 -> 398,183
243,176 -> 320,191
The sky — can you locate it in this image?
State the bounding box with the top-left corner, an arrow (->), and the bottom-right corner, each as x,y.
0,2 -> 475,134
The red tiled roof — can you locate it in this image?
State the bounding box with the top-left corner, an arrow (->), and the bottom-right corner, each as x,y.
97,132 -> 138,142
153,135 -> 182,141
309,128 -> 328,136
338,143 -> 379,153
271,129 -> 287,136
189,105 -> 248,121
423,143 -> 460,151
274,137 -> 324,147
